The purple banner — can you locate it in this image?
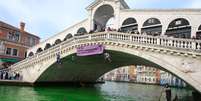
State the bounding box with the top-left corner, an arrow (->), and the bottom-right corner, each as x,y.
77,45 -> 104,56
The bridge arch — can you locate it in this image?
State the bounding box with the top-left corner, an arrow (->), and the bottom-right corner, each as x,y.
120,17 -> 138,34
35,44 -> 200,92
93,4 -> 114,31
196,25 -> 201,39
141,18 -> 162,36
165,18 -> 191,39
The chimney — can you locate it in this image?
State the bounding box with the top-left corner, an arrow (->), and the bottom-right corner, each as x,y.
20,22 -> 25,32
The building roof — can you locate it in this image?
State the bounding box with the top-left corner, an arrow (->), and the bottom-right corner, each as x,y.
0,20 -> 40,39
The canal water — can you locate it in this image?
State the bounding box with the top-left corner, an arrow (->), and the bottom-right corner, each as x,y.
0,82 -> 192,101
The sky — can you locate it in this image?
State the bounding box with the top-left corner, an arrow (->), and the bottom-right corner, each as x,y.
0,0 -> 201,40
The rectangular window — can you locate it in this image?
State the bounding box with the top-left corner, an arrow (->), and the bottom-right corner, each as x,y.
6,48 -> 11,55
14,32 -> 20,42
7,32 -> 13,40
12,49 -> 18,56
7,32 -> 20,42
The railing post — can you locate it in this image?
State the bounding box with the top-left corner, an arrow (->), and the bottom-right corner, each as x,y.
192,41 -> 196,50
157,37 -> 160,45
168,39 -> 173,47
130,35 -> 132,42
106,32 -> 110,40
88,34 -> 92,40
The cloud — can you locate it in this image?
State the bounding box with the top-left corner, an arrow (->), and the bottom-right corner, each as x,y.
126,0 -> 198,9
188,0 -> 201,8
0,0 -> 92,40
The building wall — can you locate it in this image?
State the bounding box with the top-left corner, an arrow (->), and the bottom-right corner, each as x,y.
0,22 -> 40,47
160,71 -> 186,87
129,65 -> 136,81
136,66 -> 160,84
0,21 -> 40,69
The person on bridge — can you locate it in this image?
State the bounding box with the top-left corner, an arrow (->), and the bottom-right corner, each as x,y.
104,52 -> 112,63
56,53 -> 62,64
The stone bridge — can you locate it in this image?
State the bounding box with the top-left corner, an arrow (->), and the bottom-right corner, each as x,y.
6,32 -> 201,93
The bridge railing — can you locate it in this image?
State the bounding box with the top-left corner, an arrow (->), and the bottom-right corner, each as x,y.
8,31 -> 201,71
106,32 -> 201,52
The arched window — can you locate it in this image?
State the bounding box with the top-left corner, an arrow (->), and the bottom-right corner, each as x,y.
44,43 -> 51,50
28,52 -> 34,57
64,33 -> 73,41
75,27 -> 87,36
54,39 -> 62,45
166,18 -> 191,39
198,25 -> 201,31
36,48 -> 43,53
141,18 -> 162,36
196,25 -> 201,39
93,4 -> 114,32
121,18 -> 138,34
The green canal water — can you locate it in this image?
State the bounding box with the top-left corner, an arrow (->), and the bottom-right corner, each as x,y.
0,82 -> 192,101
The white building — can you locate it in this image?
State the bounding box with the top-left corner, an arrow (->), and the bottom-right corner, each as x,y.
103,71 -> 116,81
115,66 -> 130,82
103,66 -> 130,82
160,71 -> 186,87
136,66 -> 160,84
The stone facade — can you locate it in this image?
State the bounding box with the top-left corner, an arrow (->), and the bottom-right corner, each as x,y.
0,21 -> 40,69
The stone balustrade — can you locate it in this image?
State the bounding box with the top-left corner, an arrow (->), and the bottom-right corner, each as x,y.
8,32 -> 201,71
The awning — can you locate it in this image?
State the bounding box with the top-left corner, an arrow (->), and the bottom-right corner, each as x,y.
0,58 -> 18,63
